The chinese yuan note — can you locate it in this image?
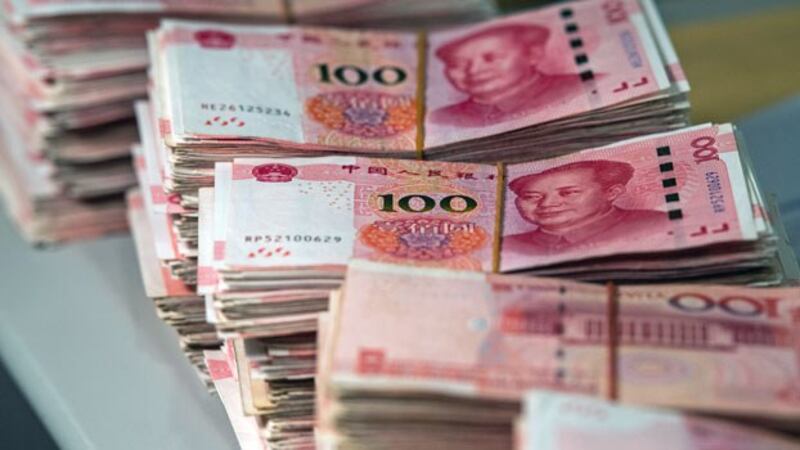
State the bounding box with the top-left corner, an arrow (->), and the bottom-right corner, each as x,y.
154,0 -> 686,157
500,124 -> 757,271
7,0 -> 284,19
330,261 -> 611,399
616,284 -> 800,420
424,0 -> 669,147
222,157 -> 499,272
158,20 -> 420,153
519,391 -> 800,450
329,260 -> 800,420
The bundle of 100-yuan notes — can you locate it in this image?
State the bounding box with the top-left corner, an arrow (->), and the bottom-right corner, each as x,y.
118,1 -> 799,448
0,0 -> 496,243
167,123 -> 796,448
137,0 -> 688,285
315,261 -> 800,449
200,123 -> 793,313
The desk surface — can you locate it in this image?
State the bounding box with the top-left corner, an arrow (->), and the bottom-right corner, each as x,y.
0,210 -> 238,450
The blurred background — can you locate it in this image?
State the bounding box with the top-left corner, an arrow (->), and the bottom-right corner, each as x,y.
2,0 -> 799,448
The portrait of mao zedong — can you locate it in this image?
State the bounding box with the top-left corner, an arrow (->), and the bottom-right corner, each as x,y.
430,23 -> 585,127
503,159 -> 668,256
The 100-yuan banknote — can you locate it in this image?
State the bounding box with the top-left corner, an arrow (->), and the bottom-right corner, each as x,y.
154,0 -> 685,154
212,124 -> 765,276
328,260 -> 800,422
517,391 -> 800,450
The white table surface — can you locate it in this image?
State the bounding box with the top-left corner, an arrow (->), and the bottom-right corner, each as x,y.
0,210 -> 238,450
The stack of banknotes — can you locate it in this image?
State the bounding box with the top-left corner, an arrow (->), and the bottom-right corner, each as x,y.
140,0 -> 689,285
0,0 -> 495,243
127,188 -> 220,384
514,391 -> 800,450
174,123 -> 797,447
113,1 -> 800,449
314,261 -> 800,449
199,124 -> 794,294
0,1 -> 273,242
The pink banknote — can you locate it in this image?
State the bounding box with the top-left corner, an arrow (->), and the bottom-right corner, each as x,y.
290,0 -> 387,16
155,0 -> 674,152
328,260 -> 800,420
7,0 -> 484,22
5,0 -> 284,21
211,124 -> 758,273
500,123 -> 757,270
134,100 -> 185,215
131,143 -> 182,262
518,391 -> 800,450
196,187 -> 218,297
616,283 -> 800,419
204,350 -> 267,450
425,0 -> 669,146
220,157 -> 499,272
126,189 -> 194,298
156,20 -> 420,152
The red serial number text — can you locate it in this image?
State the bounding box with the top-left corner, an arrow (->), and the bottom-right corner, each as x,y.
201,103 -> 291,117
244,235 -> 343,244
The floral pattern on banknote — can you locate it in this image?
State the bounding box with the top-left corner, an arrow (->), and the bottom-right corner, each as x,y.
306,91 -> 416,138
352,159 -> 498,270
359,217 -> 488,261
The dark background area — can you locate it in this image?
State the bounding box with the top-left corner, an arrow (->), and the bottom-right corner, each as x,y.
0,363 -> 59,449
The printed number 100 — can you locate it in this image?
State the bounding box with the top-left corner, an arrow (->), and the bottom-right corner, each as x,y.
378,194 -> 477,213
316,64 -> 407,86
